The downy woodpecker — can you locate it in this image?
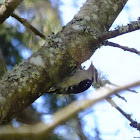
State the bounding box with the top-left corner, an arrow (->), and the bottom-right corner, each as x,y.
48,62 -> 98,94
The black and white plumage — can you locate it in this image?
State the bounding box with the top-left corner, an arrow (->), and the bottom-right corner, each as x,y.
48,63 -> 98,94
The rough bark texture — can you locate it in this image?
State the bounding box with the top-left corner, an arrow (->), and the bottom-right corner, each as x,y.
0,0 -> 24,24
0,0 -> 128,125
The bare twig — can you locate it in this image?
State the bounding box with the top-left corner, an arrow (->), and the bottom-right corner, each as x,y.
108,82 -> 138,93
114,93 -> 127,102
11,13 -> 46,40
76,117 -> 87,140
104,41 -> 140,55
107,97 -> 140,131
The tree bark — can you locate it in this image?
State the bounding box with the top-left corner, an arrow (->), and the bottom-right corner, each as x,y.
0,0 -> 128,125
0,0 -> 24,24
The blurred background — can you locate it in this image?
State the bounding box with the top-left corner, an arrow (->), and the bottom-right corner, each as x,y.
0,0 -> 140,139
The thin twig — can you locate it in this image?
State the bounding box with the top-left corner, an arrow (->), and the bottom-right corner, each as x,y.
76,117 -> 87,140
108,82 -> 138,93
107,97 -> 140,131
11,13 -> 46,40
104,41 -> 140,55
114,93 -> 127,102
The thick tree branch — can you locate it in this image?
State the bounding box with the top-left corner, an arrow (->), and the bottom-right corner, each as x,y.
0,0 -> 24,24
0,80 -> 139,140
0,0 -> 128,125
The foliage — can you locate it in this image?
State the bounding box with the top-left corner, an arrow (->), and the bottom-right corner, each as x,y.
0,23 -> 23,66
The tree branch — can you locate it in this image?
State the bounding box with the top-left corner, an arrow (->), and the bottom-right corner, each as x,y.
0,80 -> 139,140
107,97 -> 140,131
11,13 -> 46,40
99,18 -> 140,41
108,82 -> 138,93
104,41 -> 140,55
0,0 -> 24,24
0,0 -> 128,125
